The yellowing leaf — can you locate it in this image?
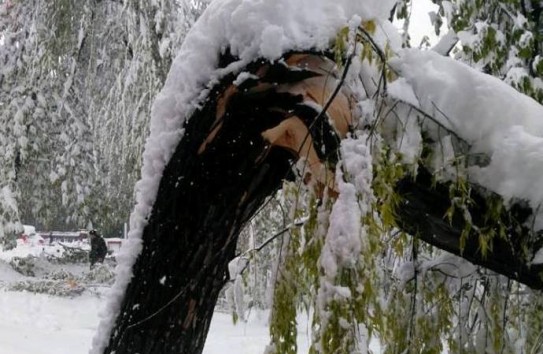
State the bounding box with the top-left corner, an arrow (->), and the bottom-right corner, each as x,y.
363,20 -> 376,35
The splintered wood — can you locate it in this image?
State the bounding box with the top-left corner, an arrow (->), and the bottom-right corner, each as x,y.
261,54 -> 353,194
198,53 -> 354,196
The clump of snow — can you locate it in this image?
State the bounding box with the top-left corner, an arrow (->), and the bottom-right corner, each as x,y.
505,67 -> 530,87
387,78 -> 420,108
316,134 -> 373,331
532,247 -> 543,265
233,72 -> 258,87
390,49 -> 543,211
320,178 -> 361,280
228,256 -> 248,280
93,0 -> 398,352
518,31 -> 533,48
469,126 -> 543,205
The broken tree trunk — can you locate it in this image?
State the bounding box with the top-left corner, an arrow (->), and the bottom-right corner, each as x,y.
103,77 -> 290,354
104,51 -> 543,354
104,52 -> 347,354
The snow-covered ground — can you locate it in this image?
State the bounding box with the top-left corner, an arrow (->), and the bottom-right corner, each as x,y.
0,242 -> 313,354
0,291 -> 100,354
0,239 -> 387,354
0,290 -> 311,354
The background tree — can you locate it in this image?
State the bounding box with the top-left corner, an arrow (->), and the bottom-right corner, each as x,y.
430,0 -> 543,100
0,0 -> 206,241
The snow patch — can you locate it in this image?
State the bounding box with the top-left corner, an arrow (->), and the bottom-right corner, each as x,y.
533,247 -> 543,265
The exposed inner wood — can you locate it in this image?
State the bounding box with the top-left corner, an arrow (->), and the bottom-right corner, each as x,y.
182,298 -> 197,329
258,54 -> 354,193
199,54 -> 354,183
279,54 -> 354,138
197,84 -> 237,154
261,116 -> 335,191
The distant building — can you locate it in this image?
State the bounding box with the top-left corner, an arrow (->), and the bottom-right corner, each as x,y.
40,231 -> 123,252
41,230 -> 89,243
105,238 -> 123,253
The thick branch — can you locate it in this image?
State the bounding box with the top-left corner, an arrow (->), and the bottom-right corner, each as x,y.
395,168 -> 543,290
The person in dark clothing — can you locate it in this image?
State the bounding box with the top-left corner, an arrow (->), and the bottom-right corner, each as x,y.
89,229 -> 107,269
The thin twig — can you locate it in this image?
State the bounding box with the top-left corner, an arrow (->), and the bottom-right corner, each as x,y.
237,217 -> 308,259
408,101 -> 467,146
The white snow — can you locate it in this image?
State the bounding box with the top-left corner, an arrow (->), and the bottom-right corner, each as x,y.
387,77 -> 420,108
0,242 -> 87,263
0,291 -> 101,354
390,48 -> 543,211
0,259 -> 23,283
533,246 -> 543,265
0,242 -> 314,354
314,134 -> 375,344
319,136 -> 373,283
232,72 -> 258,87
431,30 -> 458,56
0,289 -> 316,354
227,256 -> 248,280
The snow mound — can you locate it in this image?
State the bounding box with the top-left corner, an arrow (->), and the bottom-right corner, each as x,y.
390,49 -> 543,210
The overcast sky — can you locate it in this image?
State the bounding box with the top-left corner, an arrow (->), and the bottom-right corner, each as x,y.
408,0 -> 442,47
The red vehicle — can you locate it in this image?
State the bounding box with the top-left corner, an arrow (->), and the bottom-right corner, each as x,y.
18,225 -> 44,245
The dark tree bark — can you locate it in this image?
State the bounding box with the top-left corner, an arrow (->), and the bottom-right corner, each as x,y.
103,102 -> 292,352
104,78 -> 287,353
